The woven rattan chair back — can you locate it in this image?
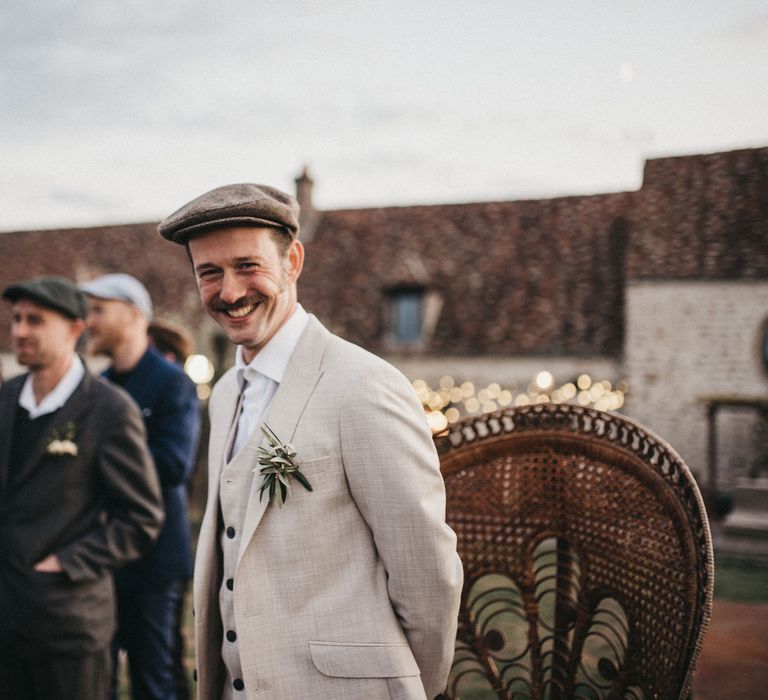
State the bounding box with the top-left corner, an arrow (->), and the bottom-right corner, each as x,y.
435,404 -> 713,700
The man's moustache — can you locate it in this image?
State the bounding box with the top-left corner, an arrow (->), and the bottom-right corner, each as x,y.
210,295 -> 264,313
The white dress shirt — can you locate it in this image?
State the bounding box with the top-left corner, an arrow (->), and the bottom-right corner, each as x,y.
229,304 -> 310,459
19,353 -> 85,418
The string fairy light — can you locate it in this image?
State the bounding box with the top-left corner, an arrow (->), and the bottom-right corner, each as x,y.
412,372 -> 630,434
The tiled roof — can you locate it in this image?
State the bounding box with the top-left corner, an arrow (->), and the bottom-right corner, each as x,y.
1,146 -> 766,358
0,223 -> 203,352
628,147 -> 768,280
300,193 -> 634,357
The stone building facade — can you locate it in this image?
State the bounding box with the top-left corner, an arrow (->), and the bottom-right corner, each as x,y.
1,146 -> 767,496
626,281 -> 768,486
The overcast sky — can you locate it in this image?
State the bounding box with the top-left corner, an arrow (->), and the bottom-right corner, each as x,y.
2,0 -> 767,232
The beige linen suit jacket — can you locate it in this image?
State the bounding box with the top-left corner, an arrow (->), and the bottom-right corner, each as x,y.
193,316 -> 462,700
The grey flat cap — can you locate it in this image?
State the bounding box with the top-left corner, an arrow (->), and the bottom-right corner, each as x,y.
80,273 -> 153,319
3,275 -> 88,320
158,183 -> 300,244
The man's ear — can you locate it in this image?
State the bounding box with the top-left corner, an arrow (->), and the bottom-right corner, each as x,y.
131,305 -> 146,325
70,318 -> 86,343
285,239 -> 305,282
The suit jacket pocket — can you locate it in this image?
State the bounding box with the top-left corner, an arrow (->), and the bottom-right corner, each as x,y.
308,641 -> 420,678
299,454 -> 331,477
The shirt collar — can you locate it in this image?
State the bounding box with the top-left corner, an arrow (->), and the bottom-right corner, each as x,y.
19,353 -> 85,419
235,304 -> 309,386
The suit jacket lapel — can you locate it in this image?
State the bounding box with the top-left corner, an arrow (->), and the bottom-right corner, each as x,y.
237,316 -> 328,563
0,376 -> 24,494
195,370 -> 240,580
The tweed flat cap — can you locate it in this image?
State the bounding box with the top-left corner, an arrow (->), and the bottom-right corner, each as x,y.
158,183 -> 300,244
3,275 -> 88,320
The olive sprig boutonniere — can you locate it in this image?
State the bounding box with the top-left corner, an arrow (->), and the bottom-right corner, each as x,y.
46,421 -> 79,457
256,424 -> 313,507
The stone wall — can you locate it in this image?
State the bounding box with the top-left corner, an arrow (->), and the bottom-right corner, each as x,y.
624,281 -> 768,484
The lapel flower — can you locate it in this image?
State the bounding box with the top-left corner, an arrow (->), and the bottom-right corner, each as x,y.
256,424 -> 312,507
46,421 -> 79,457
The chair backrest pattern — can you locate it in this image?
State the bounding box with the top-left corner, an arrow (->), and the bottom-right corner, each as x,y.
435,404 -> 713,700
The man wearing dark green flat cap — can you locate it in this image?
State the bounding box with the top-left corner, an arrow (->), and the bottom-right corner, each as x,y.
0,275 -> 164,700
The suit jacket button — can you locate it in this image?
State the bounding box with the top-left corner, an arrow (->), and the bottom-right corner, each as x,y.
233,678 -> 244,691
226,630 -> 237,642
193,669 -> 197,682
226,578 -> 234,591
226,526 -> 236,539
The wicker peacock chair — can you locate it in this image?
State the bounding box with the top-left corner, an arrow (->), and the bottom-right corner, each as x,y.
435,403 -> 713,700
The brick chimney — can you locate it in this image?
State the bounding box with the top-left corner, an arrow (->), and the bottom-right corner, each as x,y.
294,165 -> 320,242
295,165 -> 313,212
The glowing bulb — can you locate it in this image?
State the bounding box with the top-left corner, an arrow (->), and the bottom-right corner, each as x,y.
412,379 -> 430,402
536,371 -> 554,390
196,384 -> 212,400
445,407 -> 461,423
184,354 -> 215,384
427,411 -> 448,433
427,392 -> 444,410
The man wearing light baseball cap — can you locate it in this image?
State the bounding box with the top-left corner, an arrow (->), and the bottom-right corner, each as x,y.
80,273 -> 200,700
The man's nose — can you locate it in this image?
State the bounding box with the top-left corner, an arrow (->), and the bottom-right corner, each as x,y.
219,272 -> 246,304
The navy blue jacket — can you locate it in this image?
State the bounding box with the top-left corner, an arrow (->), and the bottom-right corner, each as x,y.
105,346 -> 200,586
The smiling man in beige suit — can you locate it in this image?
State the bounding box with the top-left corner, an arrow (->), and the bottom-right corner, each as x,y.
159,184 -> 462,700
